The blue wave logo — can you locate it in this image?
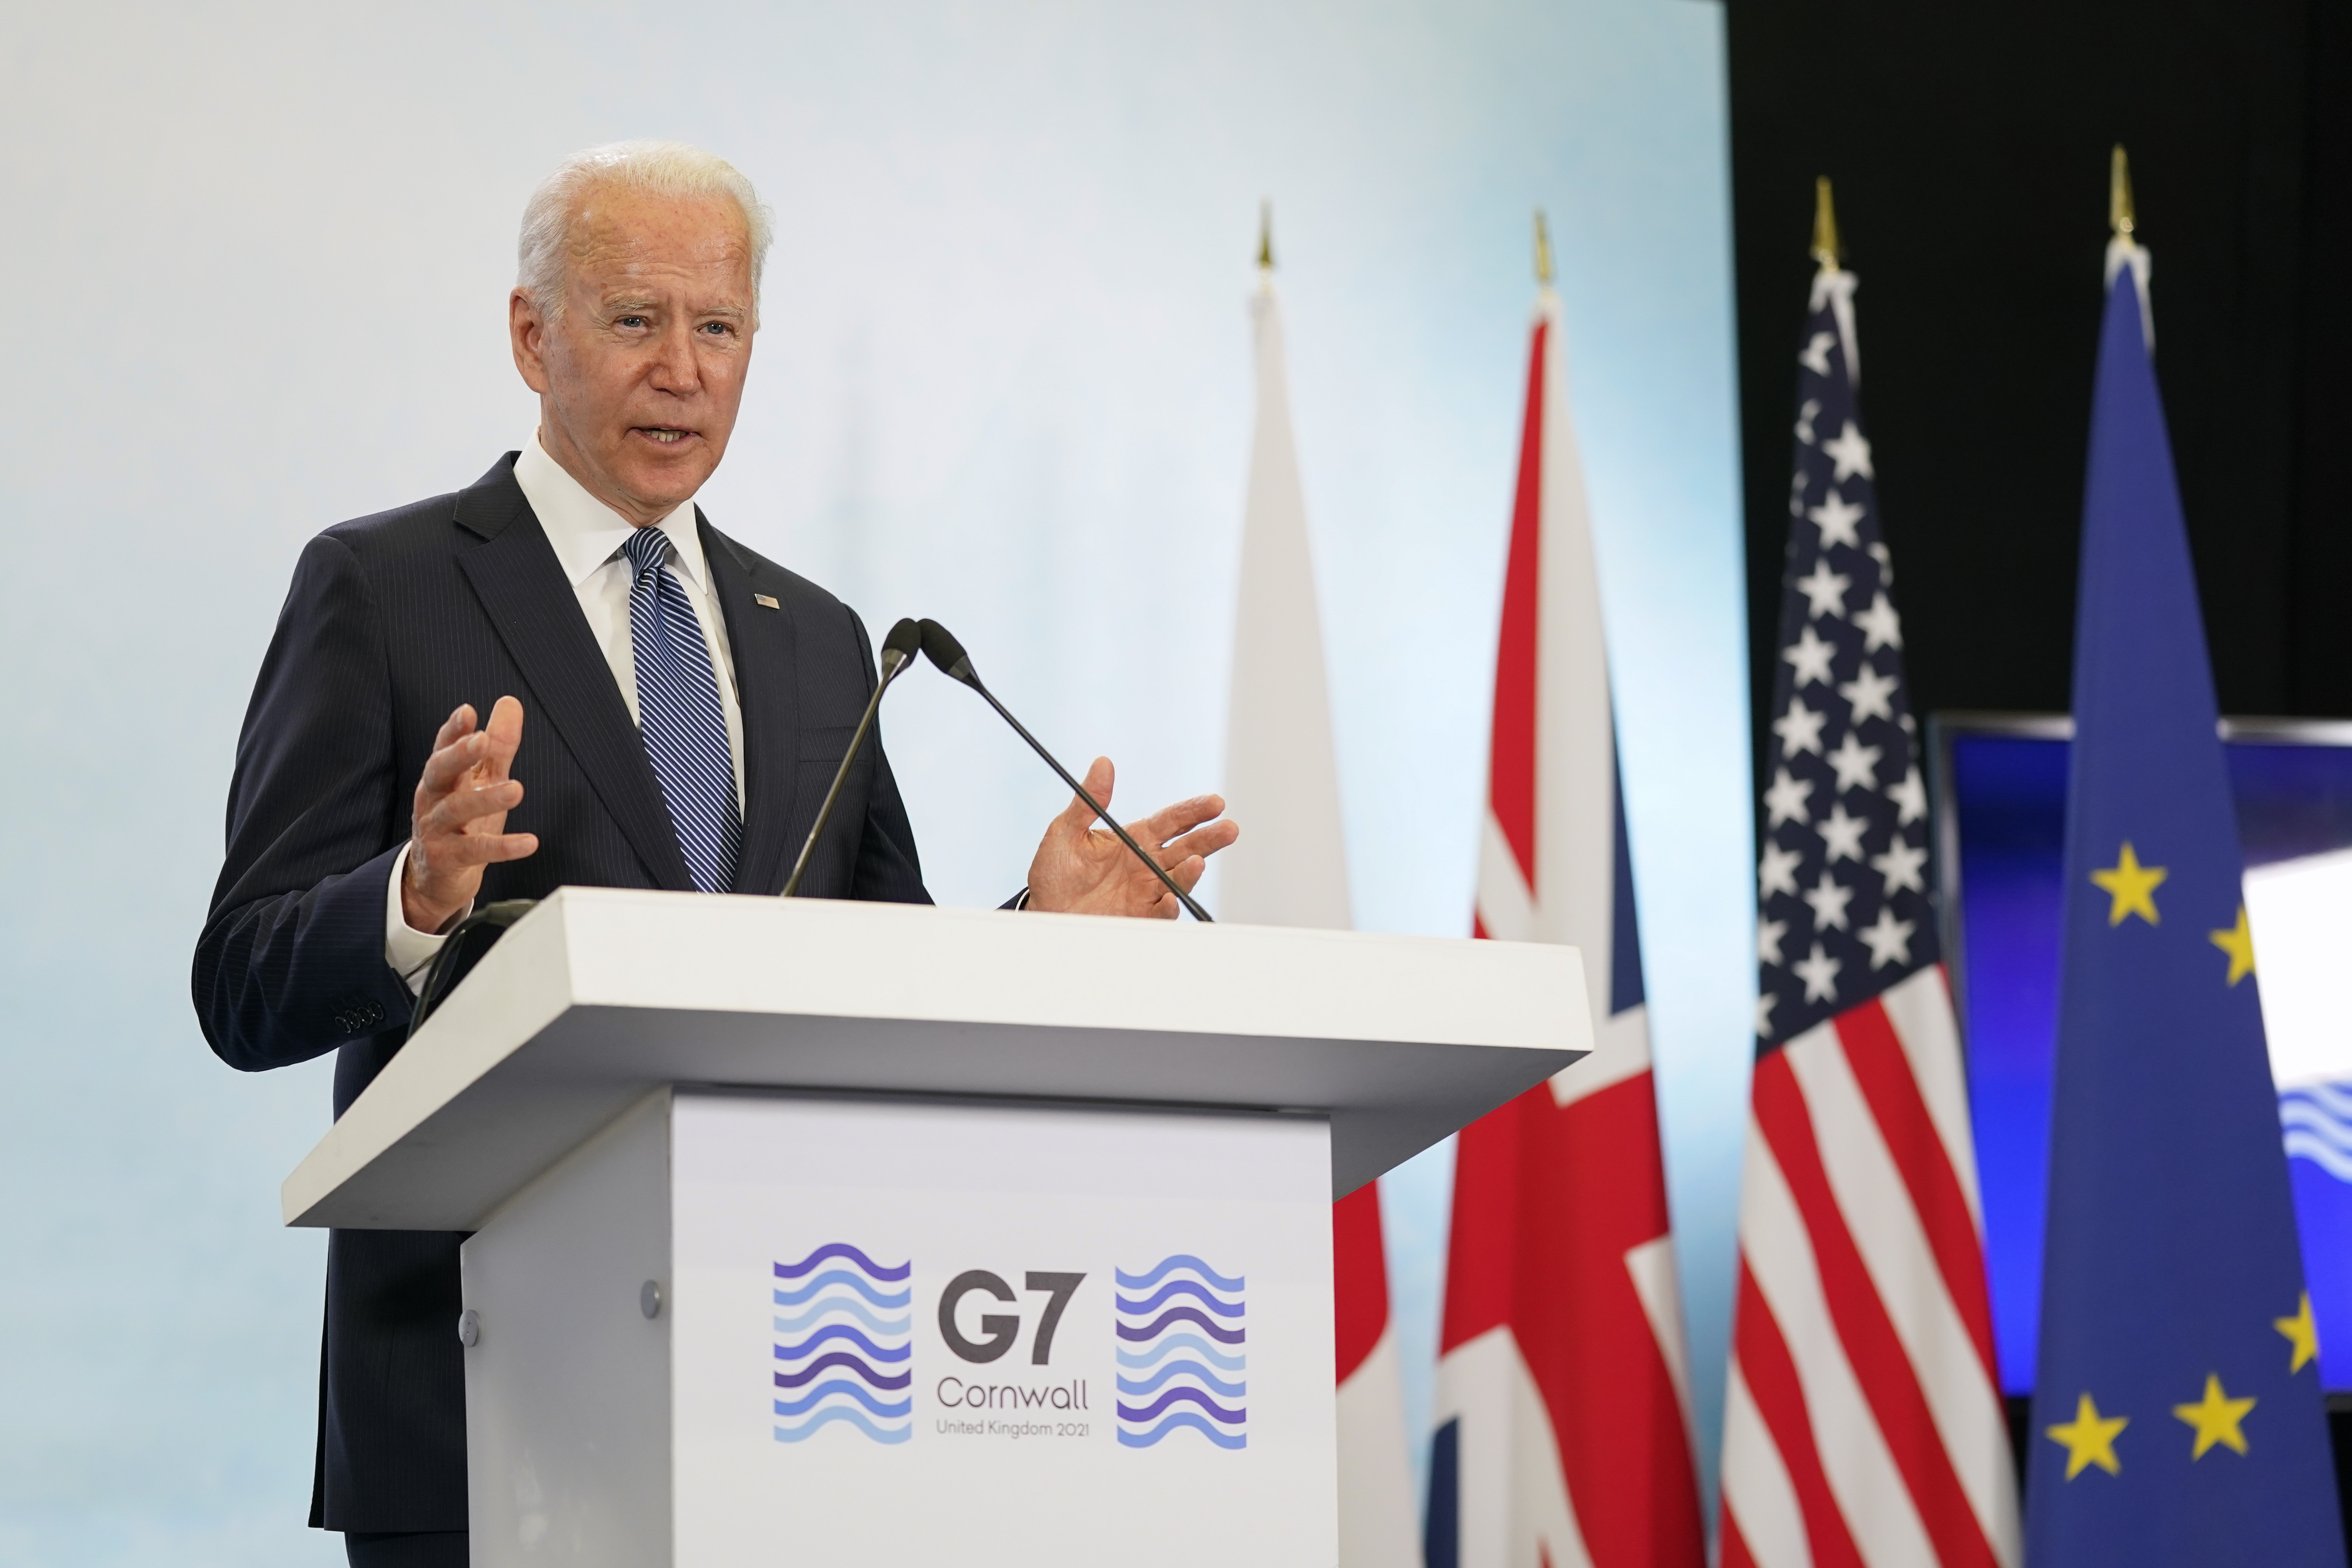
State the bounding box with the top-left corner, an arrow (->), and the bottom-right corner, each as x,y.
773,1243 -> 912,1445
1115,1255 -> 1245,1450
2284,1081 -> 2352,1185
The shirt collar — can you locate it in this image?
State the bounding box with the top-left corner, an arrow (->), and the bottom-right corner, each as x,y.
512,432 -> 710,593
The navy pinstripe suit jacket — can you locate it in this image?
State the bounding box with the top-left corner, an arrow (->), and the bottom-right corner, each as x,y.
192,454 -> 931,1531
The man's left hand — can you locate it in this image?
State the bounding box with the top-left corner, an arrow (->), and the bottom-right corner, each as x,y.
1025,757 -> 1238,919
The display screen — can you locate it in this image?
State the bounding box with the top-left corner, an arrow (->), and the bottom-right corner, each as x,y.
1936,717 -> 2352,1395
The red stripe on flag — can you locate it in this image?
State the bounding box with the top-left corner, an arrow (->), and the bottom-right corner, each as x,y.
1833,995 -> 2000,1385
1732,1260 -> 1865,1568
1333,1182 -> 1388,1385
1719,1510 -> 1760,1568
1438,1082 -> 1525,1351
1752,1056 -> 1999,1568
1486,320 -> 1546,885
1442,1074 -> 1703,1568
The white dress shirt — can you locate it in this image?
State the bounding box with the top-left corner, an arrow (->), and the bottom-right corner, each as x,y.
385,435 -> 747,989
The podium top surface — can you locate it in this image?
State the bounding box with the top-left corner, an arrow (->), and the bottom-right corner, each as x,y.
283,888 -> 1589,1230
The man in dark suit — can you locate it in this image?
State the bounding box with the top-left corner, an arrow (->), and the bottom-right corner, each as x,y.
191,140 -> 1236,1568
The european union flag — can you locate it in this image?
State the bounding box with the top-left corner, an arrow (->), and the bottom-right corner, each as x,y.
2024,249 -> 2346,1563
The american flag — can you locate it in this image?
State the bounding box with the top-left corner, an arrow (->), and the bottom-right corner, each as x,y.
1715,251 -> 2020,1568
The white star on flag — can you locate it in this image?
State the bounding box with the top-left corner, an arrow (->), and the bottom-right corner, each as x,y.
1890,766 -> 1928,824
1800,333 -> 1835,377
1793,942 -> 1842,1003
1795,397 -> 1820,445
1859,907 -> 1916,970
1818,802 -> 1868,863
1839,663 -> 1898,724
1795,560 -> 1851,619
1755,992 -> 1780,1037
1871,838 -> 1929,897
1773,697 -> 1828,757
1783,625 -> 1837,688
1826,732 -> 1883,793
1803,869 -> 1855,932
1758,840 -> 1803,899
1854,591 -> 1903,651
1808,488 -> 1865,549
1822,420 -> 1874,481
1758,917 -> 1788,966
1763,769 -> 1816,829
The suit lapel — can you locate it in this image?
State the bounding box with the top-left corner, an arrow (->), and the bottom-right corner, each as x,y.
701,511 -> 803,894
451,459 -> 698,892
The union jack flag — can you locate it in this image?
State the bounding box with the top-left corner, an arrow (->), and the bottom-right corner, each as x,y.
1427,248 -> 1703,1568
1717,253 -> 2020,1568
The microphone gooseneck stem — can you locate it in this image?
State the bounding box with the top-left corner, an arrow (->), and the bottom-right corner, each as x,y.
783,653 -> 911,899
407,898 -> 541,1038
965,677 -> 1214,924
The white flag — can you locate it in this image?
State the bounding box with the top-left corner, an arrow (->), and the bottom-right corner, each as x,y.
1222,231 -> 1418,1568
1220,254 -> 1352,932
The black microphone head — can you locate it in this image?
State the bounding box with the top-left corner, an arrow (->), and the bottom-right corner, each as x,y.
879,616 -> 921,676
919,619 -> 979,685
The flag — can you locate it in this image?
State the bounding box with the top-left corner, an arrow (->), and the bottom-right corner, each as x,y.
1219,220 -> 1417,1568
1426,228 -> 1704,1568
1220,216 -> 1353,935
1336,1183 -> 1422,1568
2021,214 -> 2346,1566
1717,225 -> 2019,1568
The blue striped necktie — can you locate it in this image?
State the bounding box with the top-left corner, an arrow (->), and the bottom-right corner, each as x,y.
622,524 -> 741,893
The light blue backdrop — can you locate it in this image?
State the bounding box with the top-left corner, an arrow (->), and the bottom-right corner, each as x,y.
0,1 -> 1749,1559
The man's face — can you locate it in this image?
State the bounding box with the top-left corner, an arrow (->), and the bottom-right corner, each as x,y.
509,188 -> 755,525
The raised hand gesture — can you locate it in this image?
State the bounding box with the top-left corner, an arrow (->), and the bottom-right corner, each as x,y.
1023,756 -> 1237,919
402,696 -> 539,932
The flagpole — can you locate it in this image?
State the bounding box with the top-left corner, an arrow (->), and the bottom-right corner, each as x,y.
1811,175 -> 1840,271
2105,143 -> 2154,348
1808,176 -> 1859,381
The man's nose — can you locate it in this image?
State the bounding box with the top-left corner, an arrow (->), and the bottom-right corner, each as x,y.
646,321 -> 700,393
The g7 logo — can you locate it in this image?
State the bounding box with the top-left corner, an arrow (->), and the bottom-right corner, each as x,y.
938,1270 -> 1086,1365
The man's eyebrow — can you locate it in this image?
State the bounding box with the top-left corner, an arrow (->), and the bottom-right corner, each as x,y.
596,296 -> 750,320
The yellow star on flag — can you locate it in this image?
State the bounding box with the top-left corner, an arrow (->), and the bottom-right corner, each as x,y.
2209,904 -> 2257,985
2091,841 -> 2166,926
2277,1293 -> 2319,1375
2046,1391 -> 2128,1478
2172,1373 -> 2256,1459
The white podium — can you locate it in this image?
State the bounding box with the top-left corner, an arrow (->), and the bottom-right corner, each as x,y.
283,888 -> 1588,1567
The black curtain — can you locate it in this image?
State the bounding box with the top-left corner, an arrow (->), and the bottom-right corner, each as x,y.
1725,0 -> 2351,798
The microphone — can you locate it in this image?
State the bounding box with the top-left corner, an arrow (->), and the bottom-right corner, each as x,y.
782,617 -> 923,898
917,619 -> 1213,922
408,898 -> 541,1037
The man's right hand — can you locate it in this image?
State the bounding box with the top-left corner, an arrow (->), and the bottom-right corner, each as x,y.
403,696 -> 539,933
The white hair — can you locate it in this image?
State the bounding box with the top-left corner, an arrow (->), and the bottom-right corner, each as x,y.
516,140 -> 773,320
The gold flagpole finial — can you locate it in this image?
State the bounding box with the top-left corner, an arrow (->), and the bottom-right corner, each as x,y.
1810,176 -> 1841,268
2110,145 -> 2136,239
1534,209 -> 1555,287
1257,200 -> 1274,271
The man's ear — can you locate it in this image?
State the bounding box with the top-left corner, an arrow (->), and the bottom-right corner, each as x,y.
509,289 -> 553,394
